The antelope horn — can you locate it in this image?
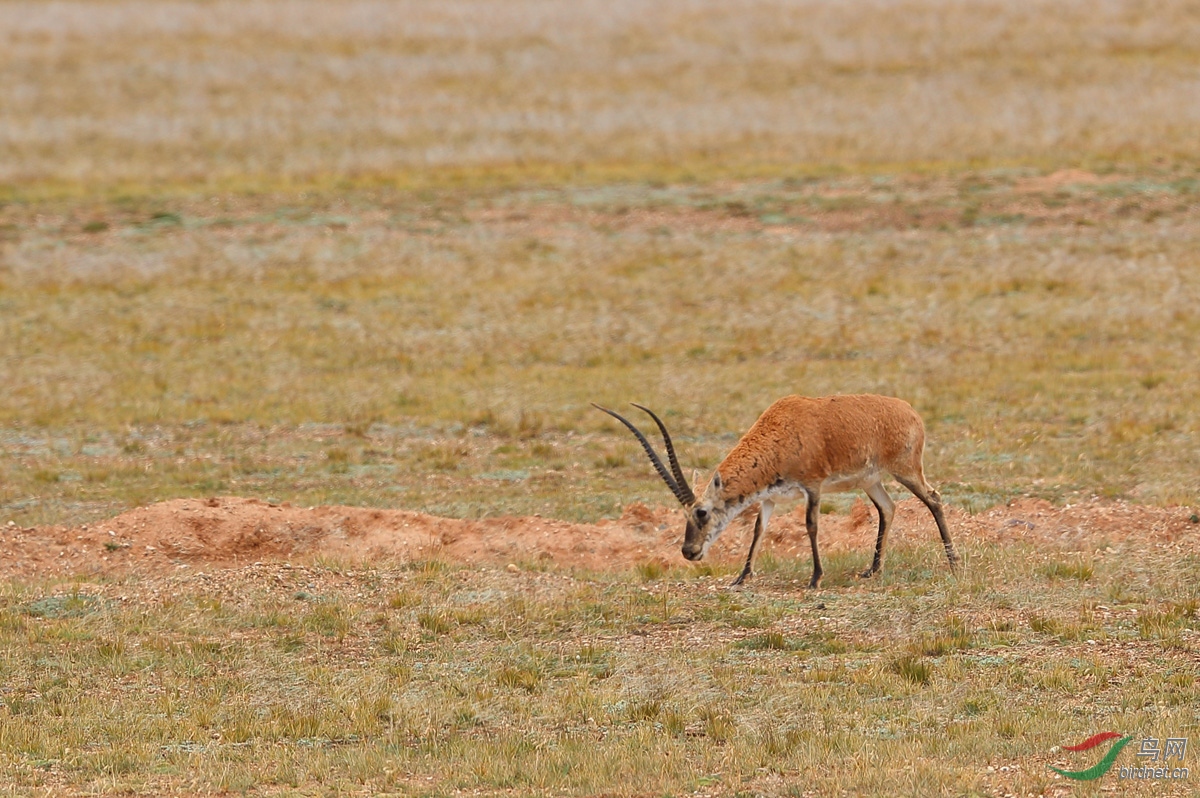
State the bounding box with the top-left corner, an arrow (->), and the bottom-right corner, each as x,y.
591,403 -> 695,506
629,403 -> 696,505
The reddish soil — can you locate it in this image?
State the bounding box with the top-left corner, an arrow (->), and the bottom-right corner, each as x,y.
3,496 -> 1197,580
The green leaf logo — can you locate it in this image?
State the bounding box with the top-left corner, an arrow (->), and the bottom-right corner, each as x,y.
1050,733 -> 1133,781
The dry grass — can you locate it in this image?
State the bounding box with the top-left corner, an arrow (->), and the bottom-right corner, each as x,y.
2,3 -> 1200,794
3,0 -> 1200,192
3,173 -> 1200,526
3,1 -> 1199,523
0,541 -> 1196,796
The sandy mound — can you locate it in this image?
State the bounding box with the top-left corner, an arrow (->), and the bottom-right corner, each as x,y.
1014,168 -> 1123,192
3,496 -> 1197,579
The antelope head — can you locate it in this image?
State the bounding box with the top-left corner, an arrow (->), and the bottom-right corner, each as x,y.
592,403 -> 730,562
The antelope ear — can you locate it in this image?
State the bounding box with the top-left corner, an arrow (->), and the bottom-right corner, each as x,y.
711,471 -> 722,492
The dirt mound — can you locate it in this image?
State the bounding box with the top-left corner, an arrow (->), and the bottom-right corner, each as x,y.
3,496 -> 1197,580
1014,168 -> 1122,192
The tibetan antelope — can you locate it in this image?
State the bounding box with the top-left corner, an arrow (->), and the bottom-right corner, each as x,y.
594,395 -> 958,587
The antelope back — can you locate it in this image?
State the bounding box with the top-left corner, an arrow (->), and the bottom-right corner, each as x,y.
714,394 -> 926,498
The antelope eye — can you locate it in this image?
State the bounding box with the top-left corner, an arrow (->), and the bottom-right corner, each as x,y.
695,508 -> 708,523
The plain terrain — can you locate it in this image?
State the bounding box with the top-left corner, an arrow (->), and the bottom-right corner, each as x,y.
4,0 -> 1200,188
1,1 -> 1198,795
3,171 -> 1200,527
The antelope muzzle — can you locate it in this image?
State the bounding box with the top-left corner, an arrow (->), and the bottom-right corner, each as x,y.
681,517 -> 704,561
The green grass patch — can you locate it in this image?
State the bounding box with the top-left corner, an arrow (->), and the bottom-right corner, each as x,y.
889,654 -> 934,685
1039,559 -> 1095,581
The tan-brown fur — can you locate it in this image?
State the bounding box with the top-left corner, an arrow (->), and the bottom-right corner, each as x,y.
597,394 -> 957,588
684,393 -> 957,587
716,394 -> 926,503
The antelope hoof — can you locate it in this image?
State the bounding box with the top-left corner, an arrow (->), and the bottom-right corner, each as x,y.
808,576 -> 822,589
730,573 -> 750,588
859,567 -> 877,579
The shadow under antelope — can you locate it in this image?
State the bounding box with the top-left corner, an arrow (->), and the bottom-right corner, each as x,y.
593,394 -> 959,587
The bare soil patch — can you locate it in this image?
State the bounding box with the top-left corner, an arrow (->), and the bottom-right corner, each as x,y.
5,496 -> 1196,580
1013,168 -> 1121,192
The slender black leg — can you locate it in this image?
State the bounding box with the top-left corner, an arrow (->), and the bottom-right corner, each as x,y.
861,481 -> 896,578
805,490 -> 822,588
896,477 -> 959,572
732,500 -> 774,587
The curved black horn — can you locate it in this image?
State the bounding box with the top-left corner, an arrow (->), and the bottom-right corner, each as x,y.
591,403 -> 693,506
630,403 -> 696,505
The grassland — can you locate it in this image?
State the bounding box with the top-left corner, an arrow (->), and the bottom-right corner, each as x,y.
2,542 -> 1197,796
4,0 -> 1200,191
3,173 -> 1200,527
2,1 -> 1200,795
